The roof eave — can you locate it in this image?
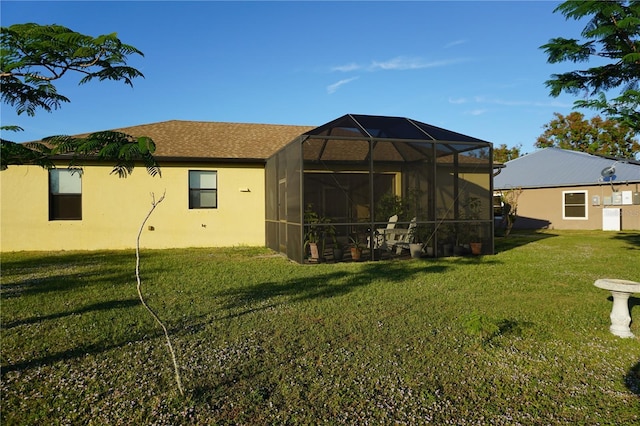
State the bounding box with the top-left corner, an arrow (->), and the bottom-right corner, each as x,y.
158,156 -> 267,164
494,180 -> 640,190
49,154 -> 268,164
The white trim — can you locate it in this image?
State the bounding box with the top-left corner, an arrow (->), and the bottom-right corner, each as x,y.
562,190 -> 588,220
492,192 -> 504,219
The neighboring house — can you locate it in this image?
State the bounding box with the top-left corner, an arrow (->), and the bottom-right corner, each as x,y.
1,114 -> 495,262
494,147 -> 640,231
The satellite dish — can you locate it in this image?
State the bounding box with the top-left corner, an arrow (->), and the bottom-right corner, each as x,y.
601,165 -> 616,177
599,162 -> 618,185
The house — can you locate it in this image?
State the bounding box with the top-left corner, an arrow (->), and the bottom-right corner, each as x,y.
494,147 -> 640,231
0,120 -> 312,252
1,114 -> 496,262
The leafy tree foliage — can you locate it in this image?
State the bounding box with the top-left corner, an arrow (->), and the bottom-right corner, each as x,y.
499,187 -> 523,238
541,1 -> 640,133
493,144 -> 522,164
1,23 -> 160,176
536,111 -> 639,159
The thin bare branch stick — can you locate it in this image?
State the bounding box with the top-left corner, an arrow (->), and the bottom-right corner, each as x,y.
135,191 -> 184,396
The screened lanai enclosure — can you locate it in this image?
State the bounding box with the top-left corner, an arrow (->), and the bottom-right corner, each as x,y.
266,114 -> 494,264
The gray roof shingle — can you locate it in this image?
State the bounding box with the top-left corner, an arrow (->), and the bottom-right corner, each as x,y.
494,147 -> 640,189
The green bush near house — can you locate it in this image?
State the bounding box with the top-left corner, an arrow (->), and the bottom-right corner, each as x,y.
1,231 -> 639,424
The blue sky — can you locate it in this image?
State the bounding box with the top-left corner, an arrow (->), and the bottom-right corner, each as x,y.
2,1 -> 589,154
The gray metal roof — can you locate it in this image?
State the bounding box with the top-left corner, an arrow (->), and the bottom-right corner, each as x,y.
494,147 -> 640,189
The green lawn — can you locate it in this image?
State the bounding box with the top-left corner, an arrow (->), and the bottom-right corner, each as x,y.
1,230 -> 639,425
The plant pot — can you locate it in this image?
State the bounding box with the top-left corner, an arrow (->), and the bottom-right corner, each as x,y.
470,242 -> 483,255
309,242 -> 320,260
333,248 -> 343,262
350,247 -> 362,261
409,243 -> 423,258
425,246 -> 434,257
371,248 -> 381,261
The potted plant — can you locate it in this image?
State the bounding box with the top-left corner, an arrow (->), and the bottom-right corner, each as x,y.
409,222 -> 432,258
469,239 -> 483,256
348,232 -> 365,261
409,241 -> 423,258
303,205 -> 330,262
437,223 -> 455,257
332,241 -> 344,262
304,225 -> 322,261
463,196 -> 484,255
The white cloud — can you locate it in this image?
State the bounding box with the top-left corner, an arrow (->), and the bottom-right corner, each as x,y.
444,39 -> 467,49
449,96 -> 571,116
327,77 -> 359,94
448,97 -> 468,104
331,56 -> 466,73
331,63 -> 361,72
370,56 -> 464,71
533,100 -> 572,108
474,96 -> 530,106
471,96 -> 572,108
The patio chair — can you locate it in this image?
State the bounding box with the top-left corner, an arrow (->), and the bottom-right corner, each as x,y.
370,214 -> 399,249
387,217 -> 417,255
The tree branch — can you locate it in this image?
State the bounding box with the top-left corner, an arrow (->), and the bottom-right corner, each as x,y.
135,191 -> 184,397
74,48 -> 108,68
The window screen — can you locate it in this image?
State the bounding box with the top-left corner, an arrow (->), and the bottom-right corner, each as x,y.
49,169 -> 82,220
189,170 -> 217,209
563,191 -> 587,219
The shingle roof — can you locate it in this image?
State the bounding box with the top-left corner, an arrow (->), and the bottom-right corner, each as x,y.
57,116 -> 493,163
494,147 -> 640,189
108,120 -> 314,161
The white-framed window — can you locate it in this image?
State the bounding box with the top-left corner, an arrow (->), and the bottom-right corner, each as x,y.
189,170 -> 217,209
49,169 -> 82,220
493,193 -> 504,219
562,190 -> 588,220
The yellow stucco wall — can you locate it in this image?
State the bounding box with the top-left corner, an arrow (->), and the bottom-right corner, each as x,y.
0,163 -> 267,251
504,185 -> 640,230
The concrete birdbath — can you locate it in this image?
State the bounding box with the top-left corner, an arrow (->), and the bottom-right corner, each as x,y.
594,278 -> 640,338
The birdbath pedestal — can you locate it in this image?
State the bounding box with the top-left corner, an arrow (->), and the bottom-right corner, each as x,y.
594,279 -> 640,338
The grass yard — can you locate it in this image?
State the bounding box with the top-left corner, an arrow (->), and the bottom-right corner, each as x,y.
1,230 -> 639,425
